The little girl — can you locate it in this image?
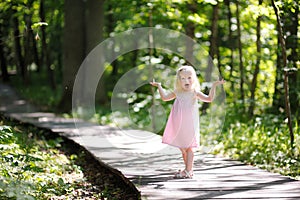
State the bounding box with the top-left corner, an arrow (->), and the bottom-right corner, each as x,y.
150,65 -> 225,178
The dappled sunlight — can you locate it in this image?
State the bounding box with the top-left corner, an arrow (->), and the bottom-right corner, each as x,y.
1,83 -> 299,199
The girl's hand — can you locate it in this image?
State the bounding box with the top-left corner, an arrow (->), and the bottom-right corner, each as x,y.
214,79 -> 225,86
150,79 -> 161,87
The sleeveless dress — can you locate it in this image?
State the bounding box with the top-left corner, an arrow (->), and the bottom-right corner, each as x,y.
162,90 -> 200,148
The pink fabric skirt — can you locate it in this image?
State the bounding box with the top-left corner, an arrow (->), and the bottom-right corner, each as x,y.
162,91 -> 200,148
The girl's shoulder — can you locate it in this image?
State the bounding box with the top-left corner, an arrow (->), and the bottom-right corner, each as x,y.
173,89 -> 179,96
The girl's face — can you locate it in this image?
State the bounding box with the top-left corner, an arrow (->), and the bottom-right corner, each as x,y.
179,70 -> 194,91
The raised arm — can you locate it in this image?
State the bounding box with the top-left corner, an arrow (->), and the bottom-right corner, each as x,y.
150,81 -> 176,101
196,79 -> 225,102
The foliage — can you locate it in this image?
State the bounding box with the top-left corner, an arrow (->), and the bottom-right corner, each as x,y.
10,73 -> 62,111
1,0 -> 298,118
0,117 -> 104,199
208,105 -> 300,180
1,0 -> 299,184
12,64 -> 300,181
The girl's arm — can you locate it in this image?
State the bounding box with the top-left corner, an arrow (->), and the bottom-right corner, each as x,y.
150,81 -> 176,101
196,79 -> 225,103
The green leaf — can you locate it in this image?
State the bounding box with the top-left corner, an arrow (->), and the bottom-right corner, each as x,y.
31,22 -> 48,29
57,178 -> 65,186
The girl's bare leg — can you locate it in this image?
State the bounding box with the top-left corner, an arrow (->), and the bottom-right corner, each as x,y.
180,148 -> 188,167
174,148 -> 194,178
186,147 -> 194,173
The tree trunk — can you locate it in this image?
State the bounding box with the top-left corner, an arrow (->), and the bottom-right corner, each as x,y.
148,6 -> 156,132
236,1 -> 245,105
12,8 -> 25,82
185,21 -> 195,65
40,0 -> 56,90
271,0 -> 294,150
248,0 -> 262,117
224,0 -> 234,89
59,0 -> 104,112
207,2 -> 219,70
286,5 -> 299,115
202,2 -> 219,114
59,0 -> 85,112
0,23 -> 9,82
23,1 -> 37,85
107,3 -> 118,76
185,2 -> 197,65
272,24 -> 285,112
85,0 -> 105,104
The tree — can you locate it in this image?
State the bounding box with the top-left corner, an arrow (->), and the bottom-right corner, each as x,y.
23,0 -> 36,84
86,0 -> 105,104
236,0 -> 245,105
184,1 -> 197,64
0,21 -> 9,82
272,1 -> 299,118
59,0 -> 86,112
224,0 -> 234,86
202,1 -> 219,114
271,0 -> 294,149
272,23 -> 285,113
40,0 -> 55,89
284,3 -> 299,116
248,0 -> 262,117
59,0 -> 104,112
12,6 -> 26,83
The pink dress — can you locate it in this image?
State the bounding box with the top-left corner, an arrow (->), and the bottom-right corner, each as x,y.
162,90 -> 200,148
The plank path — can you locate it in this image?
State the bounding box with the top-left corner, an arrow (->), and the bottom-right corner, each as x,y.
0,83 -> 299,200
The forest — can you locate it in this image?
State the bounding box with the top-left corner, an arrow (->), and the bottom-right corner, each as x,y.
0,0 -> 299,185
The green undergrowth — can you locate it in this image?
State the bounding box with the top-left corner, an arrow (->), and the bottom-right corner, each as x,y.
0,116 -> 103,200
10,73 -> 62,112
10,79 -> 300,180
209,111 -> 300,180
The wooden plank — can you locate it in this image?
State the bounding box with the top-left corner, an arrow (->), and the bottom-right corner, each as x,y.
1,83 -> 299,200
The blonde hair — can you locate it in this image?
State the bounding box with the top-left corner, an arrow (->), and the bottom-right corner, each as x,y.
175,65 -> 200,92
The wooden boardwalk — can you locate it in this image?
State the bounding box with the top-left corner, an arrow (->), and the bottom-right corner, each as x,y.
1,83 -> 299,200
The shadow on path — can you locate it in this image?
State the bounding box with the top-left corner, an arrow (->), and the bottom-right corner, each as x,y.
0,83 -> 299,200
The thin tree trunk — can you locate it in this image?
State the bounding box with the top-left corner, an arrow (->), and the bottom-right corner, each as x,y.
236,1 -> 245,105
271,0 -> 294,150
0,24 -> 9,82
0,49 -> 9,83
107,3 -> 118,76
287,5 -> 299,114
185,21 -> 195,65
23,0 -> 38,84
40,0 -> 56,90
272,24 -> 284,112
249,0 -> 262,117
148,5 -> 156,131
12,8 -> 25,81
225,0 -> 234,89
217,39 -> 222,78
202,2 -> 219,114
185,2 -> 197,65
24,14 -> 32,83
208,2 -> 219,68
